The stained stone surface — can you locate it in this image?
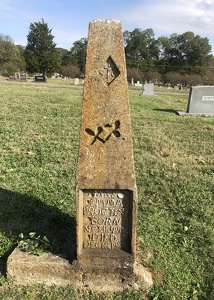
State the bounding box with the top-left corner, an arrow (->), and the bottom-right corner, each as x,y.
76,19 -> 138,271
7,247 -> 153,291
7,247 -> 81,287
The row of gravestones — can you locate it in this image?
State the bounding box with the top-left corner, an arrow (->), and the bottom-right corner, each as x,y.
34,77 -> 84,84
8,74 -> 45,82
8,72 -> 214,116
142,83 -> 214,116
8,75 -> 84,84
9,73 -> 27,81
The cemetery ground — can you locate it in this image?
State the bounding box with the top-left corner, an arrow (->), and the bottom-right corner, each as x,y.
0,82 -> 213,300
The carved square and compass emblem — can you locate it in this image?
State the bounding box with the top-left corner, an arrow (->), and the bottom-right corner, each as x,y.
99,56 -> 120,86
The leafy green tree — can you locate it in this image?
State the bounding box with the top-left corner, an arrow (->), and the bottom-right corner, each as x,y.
158,36 -> 173,73
124,28 -> 159,71
24,19 -> 61,76
70,38 -> 87,72
124,28 -> 145,68
178,31 -> 212,74
158,34 -> 183,74
0,34 -> 25,76
205,56 -> 214,84
57,48 -> 71,66
158,32 -> 212,75
60,27 -> 213,79
16,45 -> 25,57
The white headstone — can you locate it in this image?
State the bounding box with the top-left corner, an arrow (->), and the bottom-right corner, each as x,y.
142,83 -> 154,96
75,78 -> 80,85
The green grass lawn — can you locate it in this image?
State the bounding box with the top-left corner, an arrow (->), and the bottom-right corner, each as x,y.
0,82 -> 213,299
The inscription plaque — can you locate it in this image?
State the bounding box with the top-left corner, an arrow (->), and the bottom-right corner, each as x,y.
202,96 -> 214,101
81,189 -> 132,252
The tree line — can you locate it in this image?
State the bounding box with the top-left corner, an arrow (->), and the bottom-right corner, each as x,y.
1,19 -> 214,85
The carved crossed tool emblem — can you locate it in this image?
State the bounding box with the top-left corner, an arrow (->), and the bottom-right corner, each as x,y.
85,120 -> 121,145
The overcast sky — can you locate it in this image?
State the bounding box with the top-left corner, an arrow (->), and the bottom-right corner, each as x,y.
0,0 -> 214,53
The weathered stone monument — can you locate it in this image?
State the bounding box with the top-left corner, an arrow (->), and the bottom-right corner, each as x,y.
76,18 -> 138,278
177,86 -> 214,116
142,82 -> 154,96
75,18 -> 152,290
7,19 -> 152,292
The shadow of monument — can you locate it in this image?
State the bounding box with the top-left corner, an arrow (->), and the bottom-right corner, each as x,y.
0,188 -> 76,275
153,108 -> 177,114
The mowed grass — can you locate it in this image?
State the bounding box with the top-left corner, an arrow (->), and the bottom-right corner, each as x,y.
0,83 -> 213,299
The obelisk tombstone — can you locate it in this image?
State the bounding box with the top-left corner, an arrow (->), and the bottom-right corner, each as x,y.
6,19 -> 152,291
76,19 -> 138,279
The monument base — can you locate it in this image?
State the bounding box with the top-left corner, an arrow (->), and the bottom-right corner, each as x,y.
176,110 -> 214,117
7,247 -> 153,292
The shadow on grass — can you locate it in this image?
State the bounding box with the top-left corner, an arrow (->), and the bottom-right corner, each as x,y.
0,188 -> 76,275
153,108 -> 177,114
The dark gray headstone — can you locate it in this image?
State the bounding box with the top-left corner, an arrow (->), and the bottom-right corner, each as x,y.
187,86 -> 214,114
35,75 -> 46,82
177,86 -> 214,116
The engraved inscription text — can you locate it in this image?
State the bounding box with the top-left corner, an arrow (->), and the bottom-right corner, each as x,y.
202,96 -> 214,101
82,190 -> 131,252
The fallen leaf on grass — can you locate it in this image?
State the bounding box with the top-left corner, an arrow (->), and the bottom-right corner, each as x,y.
27,151 -> 34,155
172,162 -> 177,169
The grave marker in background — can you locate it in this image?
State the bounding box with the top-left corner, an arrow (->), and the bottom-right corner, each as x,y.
187,86 -> 214,115
35,75 -> 46,82
8,75 -> 15,80
8,73 -> 27,82
74,78 -> 80,85
134,80 -> 142,87
177,86 -> 214,116
20,74 -> 27,81
142,82 -> 154,96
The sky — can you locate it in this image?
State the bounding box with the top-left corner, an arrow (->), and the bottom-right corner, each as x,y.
0,0 -> 214,53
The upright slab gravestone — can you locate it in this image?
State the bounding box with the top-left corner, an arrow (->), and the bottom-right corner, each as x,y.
187,86 -> 214,115
76,19 -> 137,275
177,86 -> 214,116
